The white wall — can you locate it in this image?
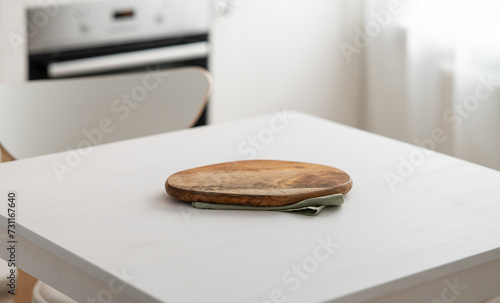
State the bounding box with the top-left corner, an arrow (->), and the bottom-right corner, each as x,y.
209,0 -> 363,127
0,0 -> 27,82
363,0 -> 410,142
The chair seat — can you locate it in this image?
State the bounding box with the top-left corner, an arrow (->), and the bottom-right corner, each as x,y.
32,281 -> 77,303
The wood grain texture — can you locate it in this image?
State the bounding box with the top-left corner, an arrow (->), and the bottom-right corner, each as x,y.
166,160 -> 352,206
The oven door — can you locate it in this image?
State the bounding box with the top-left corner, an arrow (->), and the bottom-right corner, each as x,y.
29,34 -> 209,79
29,34 -> 209,125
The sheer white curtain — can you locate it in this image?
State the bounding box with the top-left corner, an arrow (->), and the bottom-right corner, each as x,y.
364,0 -> 500,170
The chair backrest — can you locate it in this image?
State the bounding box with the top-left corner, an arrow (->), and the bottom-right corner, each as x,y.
0,67 -> 211,160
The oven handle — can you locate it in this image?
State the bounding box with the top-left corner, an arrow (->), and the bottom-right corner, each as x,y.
48,41 -> 209,78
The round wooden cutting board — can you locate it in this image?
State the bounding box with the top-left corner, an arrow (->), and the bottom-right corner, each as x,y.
165,160 -> 353,207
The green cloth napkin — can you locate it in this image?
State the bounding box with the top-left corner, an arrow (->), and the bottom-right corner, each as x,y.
191,193 -> 344,216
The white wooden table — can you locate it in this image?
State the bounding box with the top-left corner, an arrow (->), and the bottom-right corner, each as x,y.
1,112 -> 500,303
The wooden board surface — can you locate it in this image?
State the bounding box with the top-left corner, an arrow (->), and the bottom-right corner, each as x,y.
166,160 -> 352,206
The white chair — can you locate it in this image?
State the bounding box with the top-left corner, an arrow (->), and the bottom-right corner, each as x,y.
0,67 -> 211,160
0,67 -> 211,303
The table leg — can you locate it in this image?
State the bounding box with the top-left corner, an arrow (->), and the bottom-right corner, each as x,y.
0,145 -> 14,162
13,270 -> 37,303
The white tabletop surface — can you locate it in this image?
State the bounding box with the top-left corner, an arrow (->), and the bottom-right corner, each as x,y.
1,112 -> 500,303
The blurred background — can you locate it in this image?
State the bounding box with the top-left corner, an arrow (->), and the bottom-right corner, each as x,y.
0,0 -> 500,301
0,0 -> 499,169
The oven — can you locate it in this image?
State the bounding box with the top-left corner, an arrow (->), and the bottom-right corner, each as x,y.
26,0 -> 211,125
